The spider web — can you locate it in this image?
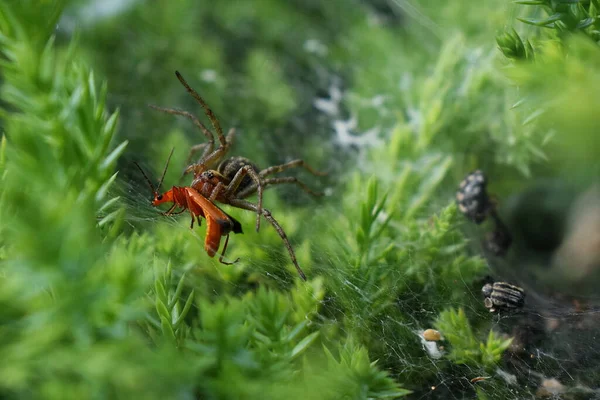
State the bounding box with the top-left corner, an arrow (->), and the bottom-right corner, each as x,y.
115,80 -> 600,400
89,29 -> 600,400
315,85 -> 600,398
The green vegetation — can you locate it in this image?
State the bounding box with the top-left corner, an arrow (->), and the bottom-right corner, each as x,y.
1,0 -> 598,398
435,308 -> 512,369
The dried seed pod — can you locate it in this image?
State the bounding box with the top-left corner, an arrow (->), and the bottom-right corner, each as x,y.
423,329 -> 442,341
482,282 -> 525,312
456,170 -> 491,224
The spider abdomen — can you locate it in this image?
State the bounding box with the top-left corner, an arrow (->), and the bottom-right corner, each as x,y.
218,156 -> 260,193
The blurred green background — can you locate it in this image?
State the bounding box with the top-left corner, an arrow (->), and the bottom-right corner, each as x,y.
2,0 -> 600,399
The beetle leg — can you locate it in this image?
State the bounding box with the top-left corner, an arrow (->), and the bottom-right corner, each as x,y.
228,198 -> 306,281
218,234 -> 240,265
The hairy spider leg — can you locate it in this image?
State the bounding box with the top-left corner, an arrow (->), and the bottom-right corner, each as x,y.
224,164 -> 264,232
149,105 -> 215,167
191,165 -> 265,233
235,158 -> 326,199
175,71 -> 227,144
175,70 -> 236,170
237,176 -> 324,199
229,198 -> 306,281
259,159 -> 327,178
184,127 -> 236,176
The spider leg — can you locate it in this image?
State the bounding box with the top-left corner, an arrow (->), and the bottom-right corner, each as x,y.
259,159 -> 326,178
225,127 -> 235,146
199,136 -> 233,174
208,181 -> 226,202
225,165 -> 264,232
149,105 -> 215,165
229,199 -> 306,281
184,143 -> 208,173
175,71 -> 228,147
218,234 -> 240,265
184,128 -> 236,177
237,176 -> 324,199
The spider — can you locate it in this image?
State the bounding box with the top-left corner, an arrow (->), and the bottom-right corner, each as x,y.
150,71 -> 325,280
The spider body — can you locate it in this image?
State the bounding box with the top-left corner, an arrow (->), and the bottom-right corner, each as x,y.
218,157 -> 259,193
456,170 -> 491,224
149,71 -> 325,280
482,282 -> 525,313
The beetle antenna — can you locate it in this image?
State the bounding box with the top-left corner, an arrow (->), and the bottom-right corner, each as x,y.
134,162 -> 157,196
157,148 -> 175,193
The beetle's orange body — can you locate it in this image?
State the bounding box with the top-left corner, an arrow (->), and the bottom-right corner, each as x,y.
153,186 -> 242,257
135,154 -> 242,264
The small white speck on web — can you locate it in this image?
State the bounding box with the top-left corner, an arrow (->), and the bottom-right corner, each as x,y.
313,79 -> 383,149
495,368 -> 517,385
314,98 -> 339,116
538,378 -> 565,396
370,95 -> 386,108
59,0 -> 139,32
303,39 -> 328,56
333,116 -> 382,148
200,70 -> 218,83
406,107 -> 421,134
376,210 -> 390,224
314,81 -> 343,116
399,72 -> 413,92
